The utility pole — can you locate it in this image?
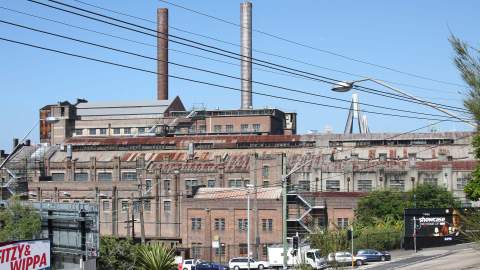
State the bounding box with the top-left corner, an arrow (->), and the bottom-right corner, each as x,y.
138,184 -> 146,244
281,154 -> 313,270
281,153 -> 288,270
112,186 -> 117,236
253,153 -> 259,259
350,225 -> 354,269
247,184 -> 253,270
126,202 -> 131,238
413,216 -> 417,253
131,193 -> 135,240
155,171 -> 161,238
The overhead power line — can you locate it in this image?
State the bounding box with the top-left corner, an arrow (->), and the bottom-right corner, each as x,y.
0,36 -> 469,123
0,6 -> 316,82
70,0 -> 464,96
25,0 -> 471,115
155,0 -> 468,89
1,19 -> 472,121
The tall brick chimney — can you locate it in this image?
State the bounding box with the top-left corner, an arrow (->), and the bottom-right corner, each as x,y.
240,1 -> 252,109
157,8 -> 168,100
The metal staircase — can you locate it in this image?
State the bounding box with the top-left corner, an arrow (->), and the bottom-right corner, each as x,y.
286,192 -> 327,238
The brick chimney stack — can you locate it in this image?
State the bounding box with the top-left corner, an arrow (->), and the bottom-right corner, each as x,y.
157,8 -> 169,100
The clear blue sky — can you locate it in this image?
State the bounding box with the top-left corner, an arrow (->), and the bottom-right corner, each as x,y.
1,0 -> 478,151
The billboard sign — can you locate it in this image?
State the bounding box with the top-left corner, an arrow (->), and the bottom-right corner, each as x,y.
403,208 -> 477,249
0,239 -> 50,270
405,208 -> 461,238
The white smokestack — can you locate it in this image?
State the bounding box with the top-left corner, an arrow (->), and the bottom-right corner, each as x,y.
240,1 -> 252,109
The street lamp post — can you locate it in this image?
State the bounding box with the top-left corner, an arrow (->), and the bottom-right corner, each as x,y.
331,78 -> 476,128
281,156 -> 314,270
246,184 -> 254,270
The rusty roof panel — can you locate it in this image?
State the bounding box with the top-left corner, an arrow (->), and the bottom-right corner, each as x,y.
416,160 -> 477,171
194,187 -> 282,200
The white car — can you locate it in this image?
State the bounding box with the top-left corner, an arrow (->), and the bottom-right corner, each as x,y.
229,257 -> 270,270
327,252 -> 367,266
183,259 -> 202,270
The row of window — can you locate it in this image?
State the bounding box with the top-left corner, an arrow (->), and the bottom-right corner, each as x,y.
48,172 -> 471,192
117,200 -> 171,212
51,172 -> 137,182
49,174 -> 258,190
75,127 -> 152,136
213,124 -> 261,133
74,124 -> 263,136
191,218 -> 273,232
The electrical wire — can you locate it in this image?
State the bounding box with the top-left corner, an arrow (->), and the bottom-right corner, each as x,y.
1,36 -> 471,123
1,19 -> 473,121
27,0 -> 471,114
70,0 -> 466,97
4,5 -> 469,115
156,0 -> 468,89
0,5 -> 316,83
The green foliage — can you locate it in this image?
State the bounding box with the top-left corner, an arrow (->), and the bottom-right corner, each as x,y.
464,134 -> 480,201
356,185 -> 460,226
408,184 -> 461,209
459,209 -> 480,244
450,35 -> 480,201
294,264 -> 313,270
310,219 -> 404,258
0,198 -> 41,242
98,236 -> 138,270
354,219 -> 404,251
136,242 -> 176,270
310,229 -> 349,257
355,190 -> 407,226
449,35 -> 480,124
464,166 -> 480,201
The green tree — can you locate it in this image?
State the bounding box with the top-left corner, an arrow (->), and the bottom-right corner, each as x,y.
355,190 -> 408,226
136,242 -> 176,270
0,198 -> 41,242
463,135 -> 480,201
356,186 -> 460,226
408,184 -> 461,208
97,236 -> 138,270
450,35 -> 480,201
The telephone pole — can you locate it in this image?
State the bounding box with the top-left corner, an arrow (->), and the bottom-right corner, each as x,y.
131,193 -> 135,240
253,153 -> 259,259
282,153 -> 288,270
138,184 -> 146,244
126,202 -> 131,238
281,154 -> 313,270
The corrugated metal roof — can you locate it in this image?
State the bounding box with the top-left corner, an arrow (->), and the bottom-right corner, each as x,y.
76,99 -> 176,117
416,160 -> 477,170
194,187 -> 282,200
64,135 -> 304,146
303,131 -> 474,141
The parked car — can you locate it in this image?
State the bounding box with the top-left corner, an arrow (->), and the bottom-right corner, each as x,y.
195,261 -> 227,270
183,259 -> 203,270
327,252 -> 367,266
229,257 -> 270,270
356,249 -> 391,262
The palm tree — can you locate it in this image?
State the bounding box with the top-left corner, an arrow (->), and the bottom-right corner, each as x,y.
136,242 -> 177,270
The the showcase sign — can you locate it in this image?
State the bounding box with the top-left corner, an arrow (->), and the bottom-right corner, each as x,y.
418,217 -> 446,226
0,239 -> 50,270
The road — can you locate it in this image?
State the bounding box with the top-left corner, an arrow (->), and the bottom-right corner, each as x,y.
356,243 -> 480,270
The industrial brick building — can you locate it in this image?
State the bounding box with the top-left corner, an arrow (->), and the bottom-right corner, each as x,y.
1,2 -> 478,263
1,131 -> 476,260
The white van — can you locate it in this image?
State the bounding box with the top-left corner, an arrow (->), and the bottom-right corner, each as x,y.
267,245 -> 327,269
